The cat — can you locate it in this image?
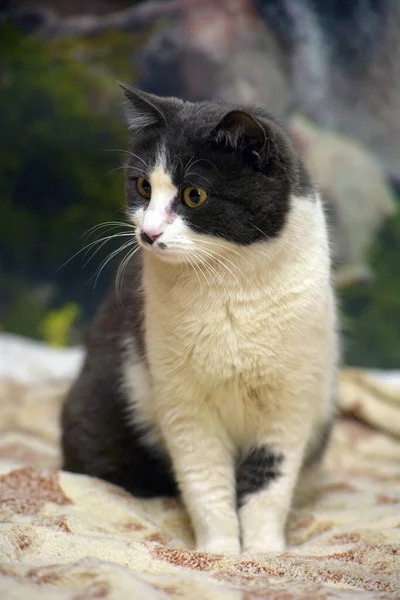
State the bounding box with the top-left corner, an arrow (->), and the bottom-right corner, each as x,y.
61,84 -> 339,554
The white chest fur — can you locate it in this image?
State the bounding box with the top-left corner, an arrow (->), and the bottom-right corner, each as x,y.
126,196 -> 337,448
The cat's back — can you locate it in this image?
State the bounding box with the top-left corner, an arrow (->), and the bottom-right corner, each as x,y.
62,254 -> 142,451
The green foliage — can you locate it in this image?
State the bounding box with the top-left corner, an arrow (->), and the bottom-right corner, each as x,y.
1,23 -> 400,368
0,23 -> 128,342
40,302 -> 80,347
1,286 -> 51,341
341,202 -> 400,368
0,24 -> 125,264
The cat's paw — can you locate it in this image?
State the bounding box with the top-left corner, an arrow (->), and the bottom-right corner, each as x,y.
197,537 -> 241,555
242,536 -> 285,555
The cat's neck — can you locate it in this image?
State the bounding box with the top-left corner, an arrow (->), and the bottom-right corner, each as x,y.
143,245 -> 267,292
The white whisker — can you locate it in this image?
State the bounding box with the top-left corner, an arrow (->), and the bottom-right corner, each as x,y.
82,221 -> 132,239
125,166 -> 146,175
208,249 -> 246,278
116,245 -> 140,307
253,224 -> 271,241
105,149 -> 149,170
102,165 -> 147,181
185,157 -> 218,174
59,230 -> 133,271
190,249 -> 228,292
195,247 -> 241,285
83,233 -> 135,267
186,253 -> 203,292
100,165 -> 127,181
184,153 -> 196,173
194,255 -> 214,291
201,257 -> 226,290
183,172 -> 213,188
196,245 -> 245,280
92,239 -> 136,289
195,238 -> 252,268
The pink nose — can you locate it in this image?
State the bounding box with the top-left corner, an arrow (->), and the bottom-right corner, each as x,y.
140,225 -> 163,245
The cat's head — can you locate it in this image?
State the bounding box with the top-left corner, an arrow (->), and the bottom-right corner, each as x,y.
121,84 -> 313,264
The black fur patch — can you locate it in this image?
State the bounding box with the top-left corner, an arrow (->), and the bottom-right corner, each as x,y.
236,447 -> 283,507
61,254 -> 178,498
124,93 -> 314,247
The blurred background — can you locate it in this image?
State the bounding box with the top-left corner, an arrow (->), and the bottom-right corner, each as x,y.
0,0 -> 399,368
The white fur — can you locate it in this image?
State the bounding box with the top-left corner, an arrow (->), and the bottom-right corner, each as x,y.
132,155 -> 232,262
122,351 -> 159,446
123,95 -> 161,133
127,113 -> 157,132
142,210 -> 164,236
134,157 -> 198,259
125,162 -> 338,554
145,162 -> 177,220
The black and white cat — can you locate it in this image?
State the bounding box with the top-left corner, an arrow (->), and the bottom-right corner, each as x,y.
61,85 -> 338,554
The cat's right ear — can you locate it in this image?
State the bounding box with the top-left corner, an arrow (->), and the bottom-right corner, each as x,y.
118,83 -> 181,133
210,110 -> 271,166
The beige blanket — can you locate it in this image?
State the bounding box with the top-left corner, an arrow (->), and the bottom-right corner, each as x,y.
0,336 -> 400,599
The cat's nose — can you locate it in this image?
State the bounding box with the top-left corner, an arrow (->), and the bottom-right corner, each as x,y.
141,211 -> 164,245
140,228 -> 162,245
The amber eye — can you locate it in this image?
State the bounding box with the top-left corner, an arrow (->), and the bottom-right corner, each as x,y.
182,187 -> 207,208
137,177 -> 151,199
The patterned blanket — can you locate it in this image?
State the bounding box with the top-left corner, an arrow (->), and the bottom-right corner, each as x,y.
0,335 -> 400,599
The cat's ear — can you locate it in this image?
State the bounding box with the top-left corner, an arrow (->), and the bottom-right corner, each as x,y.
211,110 -> 270,163
118,83 -> 181,133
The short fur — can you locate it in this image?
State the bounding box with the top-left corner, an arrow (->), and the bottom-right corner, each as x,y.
61,86 -> 339,554
236,447 -> 283,507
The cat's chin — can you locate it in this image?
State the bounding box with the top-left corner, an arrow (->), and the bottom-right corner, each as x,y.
142,244 -> 190,265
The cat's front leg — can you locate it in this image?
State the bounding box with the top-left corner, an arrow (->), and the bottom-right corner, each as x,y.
238,414 -> 312,554
159,405 -> 240,554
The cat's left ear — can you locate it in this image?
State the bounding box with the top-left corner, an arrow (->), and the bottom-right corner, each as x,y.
211,110 -> 271,164
118,83 -> 182,133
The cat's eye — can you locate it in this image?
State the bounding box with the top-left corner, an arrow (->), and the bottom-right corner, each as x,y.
182,187 -> 207,208
137,177 -> 151,199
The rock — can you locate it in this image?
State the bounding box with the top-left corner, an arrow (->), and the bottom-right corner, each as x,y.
138,0 -> 400,179
268,0 -> 400,181
290,115 -> 397,286
138,0 -> 291,118
312,0 -> 400,182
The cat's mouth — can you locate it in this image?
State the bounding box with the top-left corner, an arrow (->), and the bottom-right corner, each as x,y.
137,232 -> 189,263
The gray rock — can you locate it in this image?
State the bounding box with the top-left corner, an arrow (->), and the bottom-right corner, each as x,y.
290,115 -> 397,287
138,0 -> 291,118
